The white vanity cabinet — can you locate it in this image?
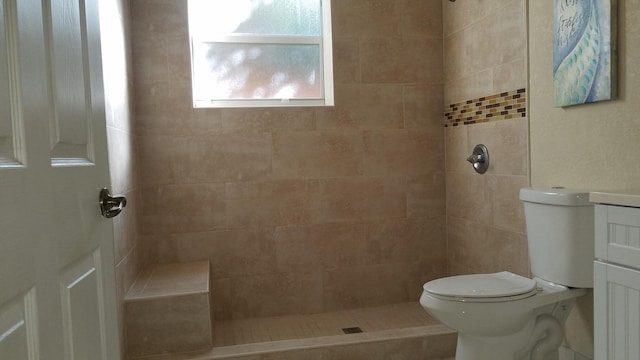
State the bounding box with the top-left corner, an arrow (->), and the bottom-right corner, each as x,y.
592,197 -> 640,360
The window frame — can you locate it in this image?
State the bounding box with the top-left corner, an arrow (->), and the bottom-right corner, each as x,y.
188,0 -> 334,108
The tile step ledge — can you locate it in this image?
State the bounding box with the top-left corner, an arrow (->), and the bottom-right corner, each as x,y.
129,324 -> 457,360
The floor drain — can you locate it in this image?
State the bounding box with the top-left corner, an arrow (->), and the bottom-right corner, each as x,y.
342,327 -> 363,334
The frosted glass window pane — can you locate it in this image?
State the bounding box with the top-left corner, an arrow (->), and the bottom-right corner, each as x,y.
234,0 -> 321,35
187,0 -> 333,107
190,0 -> 321,37
193,43 -> 321,100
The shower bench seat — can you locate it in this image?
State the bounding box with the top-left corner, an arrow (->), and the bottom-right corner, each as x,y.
123,261 -> 212,358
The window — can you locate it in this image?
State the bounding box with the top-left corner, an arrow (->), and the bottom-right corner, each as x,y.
187,0 -> 334,108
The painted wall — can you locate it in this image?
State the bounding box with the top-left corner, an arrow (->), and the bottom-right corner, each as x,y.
131,0 -> 446,320
442,0 -> 530,277
529,0 -> 640,190
100,0 -> 141,357
529,1 -> 640,359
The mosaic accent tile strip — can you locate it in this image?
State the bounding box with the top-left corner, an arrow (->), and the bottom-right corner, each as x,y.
444,88 -> 527,127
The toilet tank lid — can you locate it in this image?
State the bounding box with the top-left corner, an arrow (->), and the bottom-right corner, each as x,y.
520,187 -> 592,206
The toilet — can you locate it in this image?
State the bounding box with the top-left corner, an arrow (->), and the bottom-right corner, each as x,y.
420,188 -> 594,360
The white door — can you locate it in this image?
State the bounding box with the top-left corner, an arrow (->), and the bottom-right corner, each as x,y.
0,0 -> 121,359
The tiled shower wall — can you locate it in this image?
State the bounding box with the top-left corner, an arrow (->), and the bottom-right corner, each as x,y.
442,0 -> 530,277
100,0 -> 141,358
131,0 -> 446,320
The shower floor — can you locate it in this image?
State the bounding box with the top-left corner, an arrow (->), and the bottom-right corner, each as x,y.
213,302 -> 439,347
137,302 -> 456,360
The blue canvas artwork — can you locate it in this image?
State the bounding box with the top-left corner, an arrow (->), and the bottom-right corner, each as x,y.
553,0 -> 617,107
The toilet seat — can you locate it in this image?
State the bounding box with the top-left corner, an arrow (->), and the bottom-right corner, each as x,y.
423,271 -> 539,303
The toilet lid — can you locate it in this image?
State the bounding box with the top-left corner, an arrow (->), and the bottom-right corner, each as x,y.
424,271 -> 537,300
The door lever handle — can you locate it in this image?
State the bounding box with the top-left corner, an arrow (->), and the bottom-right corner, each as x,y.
99,188 -> 127,218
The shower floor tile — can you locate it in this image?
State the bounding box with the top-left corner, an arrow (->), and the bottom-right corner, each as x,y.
212,302 -> 439,347
135,302 -> 456,360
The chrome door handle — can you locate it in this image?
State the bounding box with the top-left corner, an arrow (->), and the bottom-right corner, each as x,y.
99,188 -> 127,218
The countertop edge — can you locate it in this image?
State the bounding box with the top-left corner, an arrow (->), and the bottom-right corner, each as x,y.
590,191 -> 640,208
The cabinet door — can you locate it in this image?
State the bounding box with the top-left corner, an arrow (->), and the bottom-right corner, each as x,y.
595,261 -> 640,360
595,204 -> 640,267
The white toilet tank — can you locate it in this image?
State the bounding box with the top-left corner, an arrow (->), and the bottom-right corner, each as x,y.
520,188 -> 594,288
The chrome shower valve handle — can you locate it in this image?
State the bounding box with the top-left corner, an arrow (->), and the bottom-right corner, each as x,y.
466,144 -> 490,174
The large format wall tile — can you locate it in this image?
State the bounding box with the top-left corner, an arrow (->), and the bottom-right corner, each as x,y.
160,229 -> 278,279
220,108 -> 316,133
132,0 -> 445,319
442,0 -> 529,278
316,85 -> 405,130
231,272 -> 324,318
225,180 -> 320,228
274,222 -> 375,272
361,36 -> 442,84
140,184 -> 226,234
363,130 -> 443,176
316,177 -> 407,223
272,131 -> 364,179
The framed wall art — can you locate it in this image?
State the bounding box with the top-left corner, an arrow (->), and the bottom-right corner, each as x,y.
553,0 -> 617,107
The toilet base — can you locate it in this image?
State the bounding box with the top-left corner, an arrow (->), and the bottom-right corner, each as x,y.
454,310 -> 566,360
455,317 -> 533,360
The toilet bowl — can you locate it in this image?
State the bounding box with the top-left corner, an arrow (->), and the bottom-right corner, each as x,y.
420,272 -> 586,359
420,188 -> 594,360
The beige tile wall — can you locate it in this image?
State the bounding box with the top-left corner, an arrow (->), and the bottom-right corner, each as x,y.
442,0 -> 530,277
131,0 -> 446,320
443,0 -> 527,106
101,0 -> 142,358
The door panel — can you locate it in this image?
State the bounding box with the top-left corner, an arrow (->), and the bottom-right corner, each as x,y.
0,289 -> 38,360
0,0 -> 24,166
60,252 -> 105,360
45,0 -> 93,165
0,0 -> 120,359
